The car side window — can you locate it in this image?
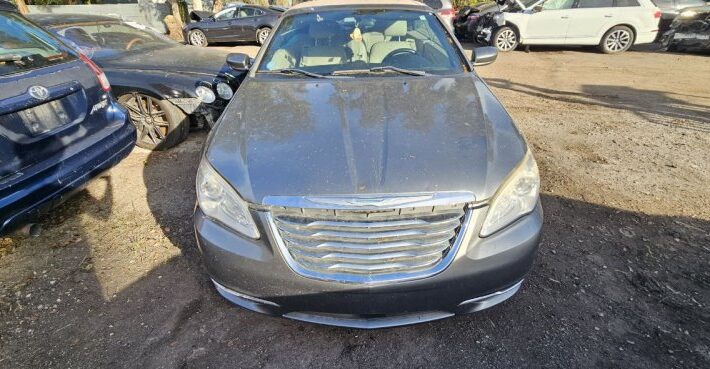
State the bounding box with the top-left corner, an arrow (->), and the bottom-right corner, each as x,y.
650,0 -> 673,8
576,0 -> 615,7
238,7 -> 257,18
214,8 -> 236,20
614,0 -> 640,6
542,0 -> 576,10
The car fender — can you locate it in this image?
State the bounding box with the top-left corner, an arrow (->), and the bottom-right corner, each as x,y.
595,22 -> 639,43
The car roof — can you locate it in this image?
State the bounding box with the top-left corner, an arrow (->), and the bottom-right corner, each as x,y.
0,0 -> 17,12
28,13 -> 121,27
288,0 -> 429,11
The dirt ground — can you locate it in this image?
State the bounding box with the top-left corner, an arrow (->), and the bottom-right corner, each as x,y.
1,43 -> 709,369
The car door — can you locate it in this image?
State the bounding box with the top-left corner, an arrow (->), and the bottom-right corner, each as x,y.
565,0 -> 616,42
230,7 -> 260,41
205,7 -> 237,40
523,0 -> 576,43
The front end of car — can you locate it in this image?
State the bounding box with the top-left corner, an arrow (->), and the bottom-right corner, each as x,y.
661,6 -> 710,51
193,150 -> 542,328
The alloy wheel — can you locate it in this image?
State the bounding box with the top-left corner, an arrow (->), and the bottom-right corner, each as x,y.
257,28 -> 270,44
605,30 -> 631,52
122,93 -> 169,147
496,29 -> 517,51
190,30 -> 207,46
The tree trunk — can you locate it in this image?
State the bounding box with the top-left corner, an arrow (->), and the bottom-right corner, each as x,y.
191,0 -> 203,11
14,0 -> 30,15
167,0 -> 184,29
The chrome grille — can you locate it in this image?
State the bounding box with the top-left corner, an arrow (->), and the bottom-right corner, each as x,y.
268,202 -> 470,284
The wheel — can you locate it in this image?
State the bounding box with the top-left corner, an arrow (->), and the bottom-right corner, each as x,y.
599,26 -> 634,54
118,93 -> 189,151
256,27 -> 271,45
188,29 -> 208,47
492,26 -> 518,52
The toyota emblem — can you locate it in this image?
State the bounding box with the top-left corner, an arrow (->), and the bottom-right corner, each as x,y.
28,85 -> 50,101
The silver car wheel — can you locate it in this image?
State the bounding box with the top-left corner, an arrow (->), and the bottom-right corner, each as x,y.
605,29 -> 631,52
257,28 -> 270,45
495,29 -> 517,51
189,30 -> 207,47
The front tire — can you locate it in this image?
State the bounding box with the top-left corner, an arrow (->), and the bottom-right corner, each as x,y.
118,93 -> 189,151
188,29 -> 208,47
256,27 -> 271,45
492,26 -> 518,52
599,26 -> 634,54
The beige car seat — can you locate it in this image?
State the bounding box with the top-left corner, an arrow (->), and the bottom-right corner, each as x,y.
369,20 -> 416,64
300,22 -> 346,67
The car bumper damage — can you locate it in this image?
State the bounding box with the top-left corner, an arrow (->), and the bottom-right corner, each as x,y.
194,202 -> 543,328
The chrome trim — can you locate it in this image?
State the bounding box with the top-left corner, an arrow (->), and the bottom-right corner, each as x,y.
267,209 -> 474,285
212,280 -> 280,315
457,280 -> 523,313
284,311 -> 454,329
261,191 -> 476,210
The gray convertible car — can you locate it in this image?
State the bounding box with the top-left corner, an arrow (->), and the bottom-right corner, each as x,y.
195,0 -> 542,328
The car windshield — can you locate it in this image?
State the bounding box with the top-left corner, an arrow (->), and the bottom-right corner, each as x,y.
54,21 -> 177,58
0,11 -> 75,76
257,9 -> 466,76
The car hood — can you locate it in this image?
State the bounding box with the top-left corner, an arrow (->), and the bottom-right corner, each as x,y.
206,74 -> 527,204
96,45 -> 232,77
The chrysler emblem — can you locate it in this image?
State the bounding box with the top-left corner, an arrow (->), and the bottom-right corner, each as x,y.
28,85 -> 50,101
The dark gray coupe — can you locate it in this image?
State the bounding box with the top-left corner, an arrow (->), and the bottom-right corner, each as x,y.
195,0 -> 542,328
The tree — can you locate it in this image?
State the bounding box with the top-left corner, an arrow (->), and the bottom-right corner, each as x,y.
13,0 -> 30,15
167,0 -> 184,29
192,0 -> 202,11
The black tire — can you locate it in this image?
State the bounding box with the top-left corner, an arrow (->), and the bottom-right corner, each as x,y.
188,29 -> 208,47
599,26 -> 634,54
256,27 -> 271,45
118,93 -> 189,151
492,26 -> 518,52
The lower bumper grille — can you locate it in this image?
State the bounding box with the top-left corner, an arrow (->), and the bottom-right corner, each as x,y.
268,202 -> 470,284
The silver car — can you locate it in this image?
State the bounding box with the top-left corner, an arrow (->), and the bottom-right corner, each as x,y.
194,0 -> 542,328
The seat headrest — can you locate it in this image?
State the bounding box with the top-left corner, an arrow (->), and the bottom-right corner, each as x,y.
309,22 -> 335,39
384,20 -> 407,37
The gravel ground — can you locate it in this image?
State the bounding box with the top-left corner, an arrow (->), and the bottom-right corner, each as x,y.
0,43 -> 708,369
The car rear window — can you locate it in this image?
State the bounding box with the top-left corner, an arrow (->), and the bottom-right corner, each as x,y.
0,11 -> 76,76
419,0 -> 444,10
577,0 -> 614,7
614,0 -> 640,6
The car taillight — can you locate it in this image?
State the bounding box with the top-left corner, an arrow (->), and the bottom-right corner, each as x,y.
79,53 -> 110,92
439,9 -> 456,18
653,9 -> 661,18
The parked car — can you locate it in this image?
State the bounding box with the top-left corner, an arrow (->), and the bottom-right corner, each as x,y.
184,4 -> 283,46
653,0 -> 706,35
0,2 -> 135,234
478,0 -> 661,53
194,0 -> 542,328
453,1 -> 499,39
31,14 -> 244,150
661,5 -> 710,51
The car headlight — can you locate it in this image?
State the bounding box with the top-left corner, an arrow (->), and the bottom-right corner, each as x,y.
216,82 -> 233,100
679,10 -> 696,18
196,158 -> 260,239
195,85 -> 216,103
480,151 -> 540,237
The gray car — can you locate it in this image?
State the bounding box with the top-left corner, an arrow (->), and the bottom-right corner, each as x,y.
194,0 -> 542,329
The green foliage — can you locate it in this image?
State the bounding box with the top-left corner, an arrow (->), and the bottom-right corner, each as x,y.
452,0 -> 489,9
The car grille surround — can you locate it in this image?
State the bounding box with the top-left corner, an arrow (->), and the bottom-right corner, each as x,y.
266,196 -> 472,284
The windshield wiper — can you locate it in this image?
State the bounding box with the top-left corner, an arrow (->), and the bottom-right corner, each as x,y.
259,68 -> 330,79
331,66 -> 427,76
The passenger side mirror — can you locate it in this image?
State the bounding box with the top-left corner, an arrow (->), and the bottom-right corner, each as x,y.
472,46 -> 497,66
226,53 -> 252,70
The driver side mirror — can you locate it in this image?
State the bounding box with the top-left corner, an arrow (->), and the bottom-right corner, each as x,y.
472,46 -> 497,66
226,53 -> 252,70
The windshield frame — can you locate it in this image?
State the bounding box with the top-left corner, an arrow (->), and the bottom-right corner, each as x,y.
248,6 -> 472,78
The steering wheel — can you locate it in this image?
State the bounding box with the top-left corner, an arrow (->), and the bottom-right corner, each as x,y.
381,49 -> 416,65
125,37 -> 145,51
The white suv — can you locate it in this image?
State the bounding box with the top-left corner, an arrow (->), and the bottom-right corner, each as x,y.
491,0 -> 662,53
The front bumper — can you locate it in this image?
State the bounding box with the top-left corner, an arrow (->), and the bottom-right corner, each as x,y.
194,202 -> 543,328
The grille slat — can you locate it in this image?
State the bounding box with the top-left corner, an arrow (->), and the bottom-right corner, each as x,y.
270,203 -> 468,283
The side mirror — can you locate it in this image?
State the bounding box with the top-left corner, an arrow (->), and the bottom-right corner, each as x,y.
472,46 -> 497,66
226,53 -> 252,70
